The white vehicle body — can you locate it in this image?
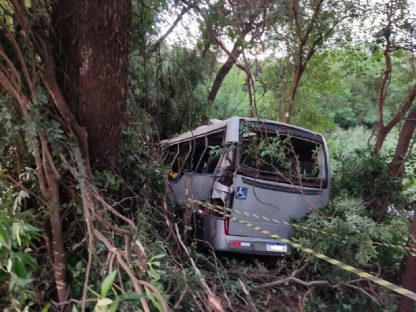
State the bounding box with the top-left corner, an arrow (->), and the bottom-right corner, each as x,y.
161,117 -> 330,255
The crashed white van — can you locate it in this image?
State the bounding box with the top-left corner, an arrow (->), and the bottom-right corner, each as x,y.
161,117 -> 330,255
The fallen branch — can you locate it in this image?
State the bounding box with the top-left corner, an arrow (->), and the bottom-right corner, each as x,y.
254,276 -> 329,289
173,285 -> 189,310
93,229 -> 152,312
174,224 -> 224,312
238,279 -> 258,312
345,283 -> 381,305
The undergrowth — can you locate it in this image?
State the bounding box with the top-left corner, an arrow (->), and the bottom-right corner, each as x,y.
1,109 -> 414,311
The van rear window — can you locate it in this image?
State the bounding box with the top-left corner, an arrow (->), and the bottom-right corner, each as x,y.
238,126 -> 326,188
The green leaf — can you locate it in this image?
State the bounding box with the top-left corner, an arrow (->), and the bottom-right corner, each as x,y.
88,286 -> 101,298
14,277 -> 34,286
96,298 -> 113,307
121,292 -> 141,302
6,258 -> 12,272
12,222 -> 21,246
109,296 -> 121,312
23,224 -> 42,232
145,287 -> 164,312
41,303 -> 51,312
13,257 -> 28,278
100,270 -> 117,298
0,227 -> 9,248
149,254 -> 166,261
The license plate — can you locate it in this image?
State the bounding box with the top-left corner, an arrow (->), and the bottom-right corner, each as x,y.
266,244 -> 287,252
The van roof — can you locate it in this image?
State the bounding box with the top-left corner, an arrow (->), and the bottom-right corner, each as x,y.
160,116 -> 322,145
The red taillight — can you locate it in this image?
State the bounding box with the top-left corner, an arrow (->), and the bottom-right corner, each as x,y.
224,218 -> 229,235
231,241 -> 241,247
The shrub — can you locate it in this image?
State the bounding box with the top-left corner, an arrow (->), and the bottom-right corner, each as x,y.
332,149 -> 403,219
293,196 -> 409,310
0,179 -> 41,310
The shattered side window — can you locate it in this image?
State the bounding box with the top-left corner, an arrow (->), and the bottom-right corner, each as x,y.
192,136 -> 206,172
196,131 -> 225,174
163,144 -> 178,166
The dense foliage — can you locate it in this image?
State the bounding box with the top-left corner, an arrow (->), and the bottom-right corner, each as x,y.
0,0 -> 415,311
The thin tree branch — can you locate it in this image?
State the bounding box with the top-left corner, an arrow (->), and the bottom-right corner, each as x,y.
0,19 -> 36,99
4,174 -> 48,206
384,86 -> 416,132
150,5 -> 191,52
254,276 -> 329,289
174,223 -> 224,312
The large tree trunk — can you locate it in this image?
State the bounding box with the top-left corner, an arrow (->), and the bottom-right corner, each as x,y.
397,211 -> 416,312
52,0 -> 131,170
393,107 -> 416,312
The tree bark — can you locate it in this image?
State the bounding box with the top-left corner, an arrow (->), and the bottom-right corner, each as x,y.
374,126 -> 389,156
283,0 -> 324,123
284,63 -> 304,123
390,107 -> 416,312
397,211 -> 416,312
373,85 -> 415,156
45,168 -> 68,304
208,42 -> 242,103
388,106 -> 416,178
52,0 -> 131,170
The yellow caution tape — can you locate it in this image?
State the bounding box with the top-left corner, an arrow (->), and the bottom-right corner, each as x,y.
191,199 -> 416,256
185,198 -> 416,301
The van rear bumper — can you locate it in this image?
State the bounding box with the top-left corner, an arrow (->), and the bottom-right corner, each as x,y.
206,220 -> 291,256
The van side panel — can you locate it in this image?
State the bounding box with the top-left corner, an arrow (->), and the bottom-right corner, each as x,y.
169,173 -> 215,205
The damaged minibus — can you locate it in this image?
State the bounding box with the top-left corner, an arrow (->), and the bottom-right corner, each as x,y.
161,117 -> 330,255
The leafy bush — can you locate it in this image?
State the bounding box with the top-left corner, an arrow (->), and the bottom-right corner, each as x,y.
332,149 -> 403,218
333,106 -> 359,129
0,179 -> 41,310
293,196 -> 409,310
130,46 -> 212,140
290,141 -> 412,310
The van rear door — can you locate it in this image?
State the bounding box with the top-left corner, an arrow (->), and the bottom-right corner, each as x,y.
228,125 -> 329,238
228,175 -> 329,238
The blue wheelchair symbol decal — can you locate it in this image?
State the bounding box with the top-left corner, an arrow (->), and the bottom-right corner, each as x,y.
235,187 -> 248,200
